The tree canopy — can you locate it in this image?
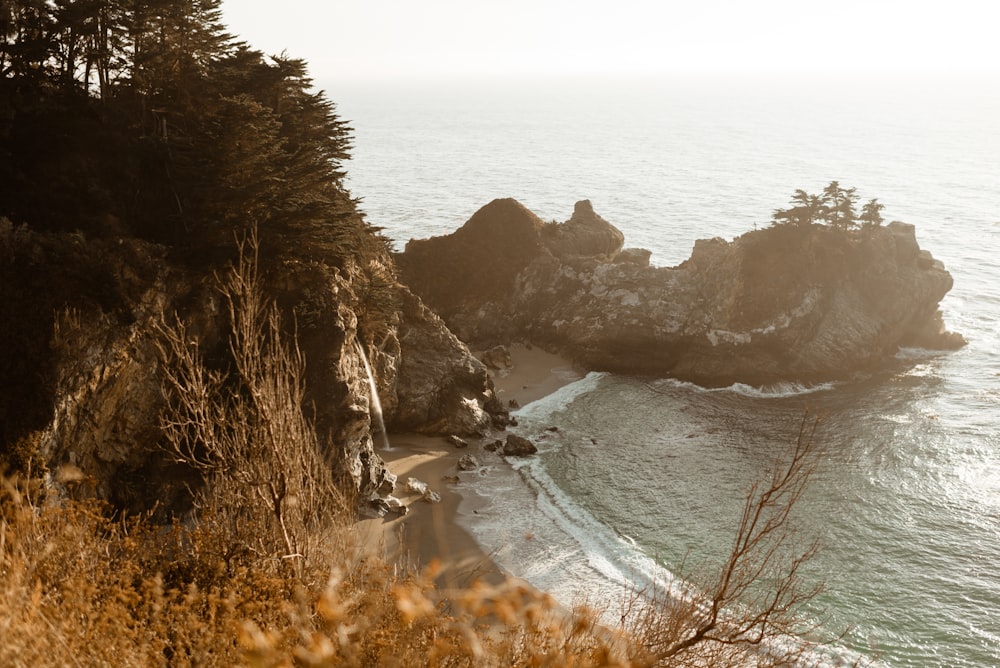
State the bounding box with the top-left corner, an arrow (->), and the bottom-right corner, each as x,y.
0,0 -> 382,267
771,181 -> 884,230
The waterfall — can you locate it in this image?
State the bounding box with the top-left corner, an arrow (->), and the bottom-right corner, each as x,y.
356,341 -> 391,451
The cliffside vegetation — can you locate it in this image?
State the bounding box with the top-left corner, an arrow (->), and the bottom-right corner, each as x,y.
1,0 -> 402,475
1,0 -> 383,263
771,181 -> 885,229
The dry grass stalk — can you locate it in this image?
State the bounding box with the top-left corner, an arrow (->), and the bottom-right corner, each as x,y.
156,233 -> 350,578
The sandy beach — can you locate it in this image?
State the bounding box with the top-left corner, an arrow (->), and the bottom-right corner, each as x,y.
356,344 -> 582,587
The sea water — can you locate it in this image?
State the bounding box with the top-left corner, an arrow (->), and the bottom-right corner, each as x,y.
330,74 -> 1000,666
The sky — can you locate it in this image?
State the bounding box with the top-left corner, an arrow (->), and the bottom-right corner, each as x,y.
221,1 -> 1000,83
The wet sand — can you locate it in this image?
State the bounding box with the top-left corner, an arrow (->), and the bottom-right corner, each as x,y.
356,344 -> 583,587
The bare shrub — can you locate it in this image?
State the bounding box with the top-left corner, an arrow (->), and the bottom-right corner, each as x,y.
156,234 -> 350,578
621,415 -> 860,667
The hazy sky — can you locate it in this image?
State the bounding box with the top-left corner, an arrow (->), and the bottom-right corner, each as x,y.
221,1 -> 999,82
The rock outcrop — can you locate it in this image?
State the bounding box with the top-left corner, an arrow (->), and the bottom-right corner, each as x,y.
391,286 -> 507,435
502,434 -> 538,457
398,199 -> 963,387
0,220 -> 505,512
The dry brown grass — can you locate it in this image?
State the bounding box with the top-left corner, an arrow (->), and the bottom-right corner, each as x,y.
0,472 -> 628,667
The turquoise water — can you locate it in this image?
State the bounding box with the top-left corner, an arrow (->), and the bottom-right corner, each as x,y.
331,74 -> 1000,666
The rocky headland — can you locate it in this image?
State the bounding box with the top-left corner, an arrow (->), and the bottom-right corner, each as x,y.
0,220 -> 505,511
398,198 -> 964,387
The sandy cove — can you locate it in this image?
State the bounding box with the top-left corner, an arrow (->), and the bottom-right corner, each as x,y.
355,344 -> 583,588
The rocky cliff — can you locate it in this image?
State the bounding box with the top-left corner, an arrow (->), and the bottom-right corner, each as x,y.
397,199 -> 964,386
0,220 -> 503,512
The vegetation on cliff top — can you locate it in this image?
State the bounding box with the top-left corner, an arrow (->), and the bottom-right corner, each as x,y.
1,0 -> 400,468
1,0 -> 389,266
771,181 -> 885,229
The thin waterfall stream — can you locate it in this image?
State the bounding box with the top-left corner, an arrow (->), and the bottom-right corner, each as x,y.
356,341 -> 391,450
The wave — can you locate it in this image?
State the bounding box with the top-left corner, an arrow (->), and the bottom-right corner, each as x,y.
512,371 -> 608,421
725,381 -> 838,398
467,441 -> 681,616
458,427 -> 863,666
650,377 -> 837,398
894,346 -> 949,361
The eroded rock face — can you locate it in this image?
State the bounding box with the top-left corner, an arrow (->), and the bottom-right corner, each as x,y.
398,200 -> 963,386
390,286 -> 507,436
540,199 -> 625,260
0,222 -> 504,512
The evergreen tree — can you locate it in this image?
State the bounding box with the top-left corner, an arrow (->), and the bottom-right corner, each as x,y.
822,180 -> 858,229
859,198 -> 885,228
771,189 -> 827,227
1,0 -> 57,81
1,0 -> 379,271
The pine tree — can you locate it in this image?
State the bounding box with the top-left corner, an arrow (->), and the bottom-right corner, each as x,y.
859,198 -> 885,228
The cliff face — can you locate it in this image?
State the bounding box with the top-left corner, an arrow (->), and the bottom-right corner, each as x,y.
0,220 -> 502,512
398,199 -> 963,386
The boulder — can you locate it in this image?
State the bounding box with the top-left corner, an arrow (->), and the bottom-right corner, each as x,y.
457,454 -> 480,471
480,344 -> 513,371
391,286 -> 506,435
369,496 -> 408,517
614,248 -> 652,266
384,495 -> 408,515
541,199 -> 625,260
406,477 -> 429,495
447,435 -> 469,448
503,434 -> 538,456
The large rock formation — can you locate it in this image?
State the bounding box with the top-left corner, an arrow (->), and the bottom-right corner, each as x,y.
397,199 -> 963,386
391,286 -> 506,435
0,220 -> 503,513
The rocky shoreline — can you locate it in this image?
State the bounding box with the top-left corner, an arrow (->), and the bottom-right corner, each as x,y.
358,344 -> 583,585
398,198 -> 964,387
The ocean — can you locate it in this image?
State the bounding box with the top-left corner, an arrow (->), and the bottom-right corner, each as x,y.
331,74 -> 1000,666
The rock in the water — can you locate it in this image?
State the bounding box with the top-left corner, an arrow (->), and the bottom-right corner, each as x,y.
457,454 -> 480,471
447,435 -> 469,448
484,439 -> 504,452
399,199 -> 963,386
503,434 -> 537,456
